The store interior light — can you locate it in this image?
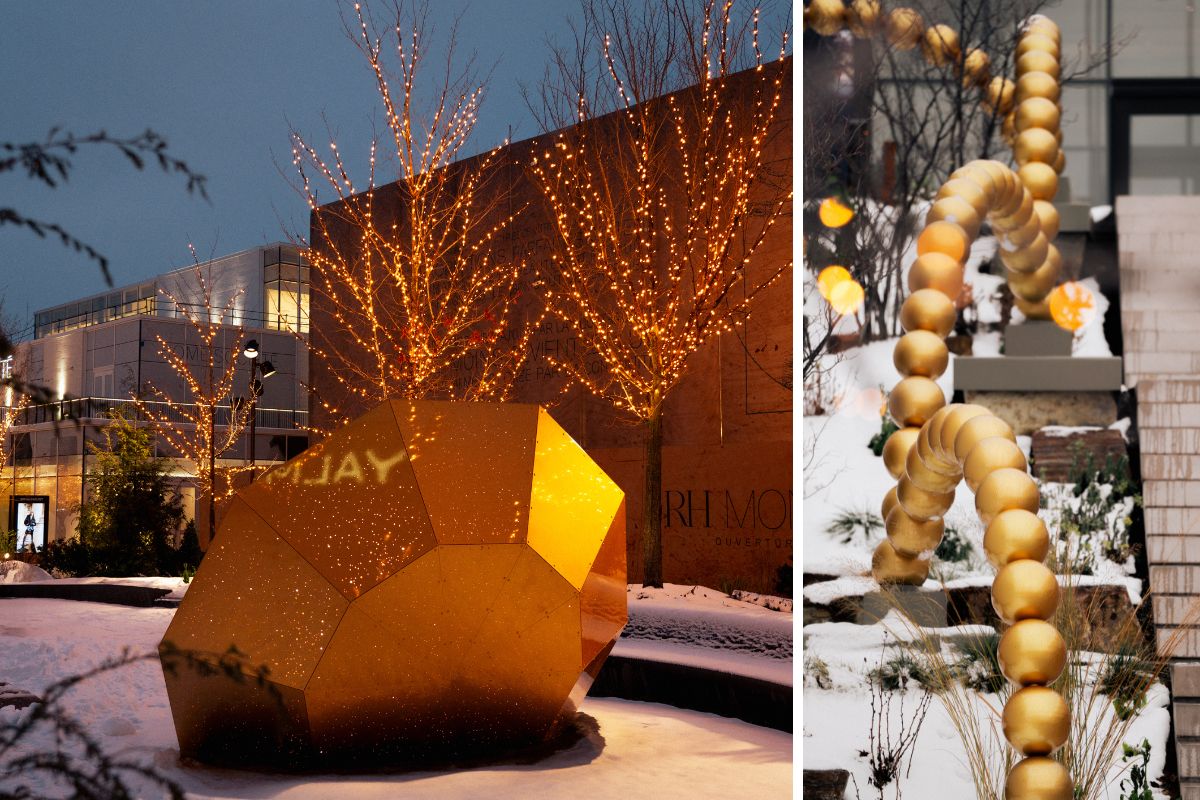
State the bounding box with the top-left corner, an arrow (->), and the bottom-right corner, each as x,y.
243,339 -> 260,359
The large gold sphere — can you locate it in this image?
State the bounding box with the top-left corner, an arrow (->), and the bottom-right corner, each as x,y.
976,467 -> 1039,526
995,188 -> 1034,229
908,252 -> 964,299
961,47 -> 991,88
894,330 -> 950,379
905,442 -> 960,493
898,475 -> 955,522
1017,32 -> 1061,61
1001,215 -> 1043,249
886,7 -> 924,50
1016,97 -> 1060,134
900,288 -> 958,338
1024,14 -> 1062,44
1033,199 -> 1060,239
1005,756 -> 1073,800
889,376 -> 945,428
983,509 -> 1050,568
1008,247 -> 1063,303
964,437 -> 1028,493
1002,111 -> 1018,145
1017,50 -> 1061,80
846,0 -> 883,37
937,177 -> 990,217
1002,686 -> 1070,756
883,426 -> 921,480
917,220 -> 971,262
886,506 -> 945,557
1016,71 -> 1061,105
807,0 -> 846,36
1000,232 -> 1049,274
1000,619 -> 1067,686
992,558 -> 1058,624
927,196 -> 982,239
953,165 -> 1000,207
872,538 -> 930,585
1053,148 -> 1066,174
1019,161 -> 1059,201
1015,128 -> 1059,166
1015,293 -> 1053,320
985,76 -> 1016,115
953,414 -> 1017,465
921,24 -> 960,65
937,404 -> 991,459
917,417 -> 961,476
882,485 -> 901,522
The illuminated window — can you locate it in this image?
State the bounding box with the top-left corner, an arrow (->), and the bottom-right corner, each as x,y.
264,249 -> 309,334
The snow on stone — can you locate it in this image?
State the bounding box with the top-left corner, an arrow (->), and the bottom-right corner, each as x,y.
0,560 -> 52,583
626,583 -> 792,660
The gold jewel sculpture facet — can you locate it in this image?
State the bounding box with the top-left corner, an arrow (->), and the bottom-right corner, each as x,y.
158,400 -> 627,767
810,8 -> 1073,796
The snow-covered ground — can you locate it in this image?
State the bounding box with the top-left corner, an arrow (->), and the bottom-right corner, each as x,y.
0,598 -> 792,799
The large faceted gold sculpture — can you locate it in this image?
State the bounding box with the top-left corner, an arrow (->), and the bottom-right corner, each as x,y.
159,400 -> 627,767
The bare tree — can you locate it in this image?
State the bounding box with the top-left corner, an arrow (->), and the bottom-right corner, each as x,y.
527,0 -> 792,587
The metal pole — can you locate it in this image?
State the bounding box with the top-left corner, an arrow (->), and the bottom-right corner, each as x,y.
248,355 -> 258,479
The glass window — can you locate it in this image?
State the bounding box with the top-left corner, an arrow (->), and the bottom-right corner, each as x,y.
1129,113 -> 1200,194
1113,1 -> 1198,77
265,269 -> 310,334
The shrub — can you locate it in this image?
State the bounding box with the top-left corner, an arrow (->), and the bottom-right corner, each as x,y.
868,651 -> 938,692
953,633 -> 1005,694
828,508 -> 884,545
868,410 -> 900,456
774,558 -> 793,599
1099,644 -> 1154,721
935,524 -> 972,563
1119,738 -> 1153,800
1053,441 -> 1142,575
38,537 -> 93,577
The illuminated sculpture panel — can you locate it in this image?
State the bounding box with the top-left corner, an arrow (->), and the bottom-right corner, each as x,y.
159,400 -> 627,766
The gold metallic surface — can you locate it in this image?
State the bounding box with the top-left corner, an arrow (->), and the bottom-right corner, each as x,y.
1018,162 -> 1059,201
897,475 -> 956,521
917,418 -> 960,476
1000,232 -> 1049,274
1032,200 -> 1060,239
917,220 -> 970,262
1004,757 -> 1073,800
1053,148 -> 1066,174
888,376 -> 946,427
886,7 -> 924,50
1000,215 -> 1042,249
953,414 -> 1017,465
963,437 -> 1028,493
1014,293 -> 1053,320
908,252 -> 965,298
846,0 -> 882,37
994,188 -> 1034,229
1015,97 -> 1061,134
893,330 -> 950,379
1014,128 -> 1059,166
920,24 -> 960,65
937,404 -> 992,459
871,537 -> 930,585
806,0 -> 845,36
883,426 -> 921,480
900,288 -> 958,338
881,485 -> 901,522
1017,32 -> 1061,61
905,442 -> 960,494
1015,71 -> 1061,104
937,177 -> 989,217
976,467 -> 1040,525
985,77 -> 1016,115
999,619 -> 1067,686
1017,50 -> 1061,80
984,509 -> 1051,568
992,559 -> 1059,624
961,48 -> 991,88
886,506 -> 944,557
927,196 -> 982,240
1008,248 -> 1063,303
160,400 -> 627,767
1002,686 -> 1070,756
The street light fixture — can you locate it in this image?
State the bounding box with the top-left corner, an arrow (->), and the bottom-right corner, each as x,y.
241,340 -> 274,478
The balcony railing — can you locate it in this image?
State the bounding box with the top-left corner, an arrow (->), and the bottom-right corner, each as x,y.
10,397 -> 308,430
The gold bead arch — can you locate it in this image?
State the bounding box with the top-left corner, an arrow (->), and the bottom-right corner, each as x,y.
808,6 -> 1074,798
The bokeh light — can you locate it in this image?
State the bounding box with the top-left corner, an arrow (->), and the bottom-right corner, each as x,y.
817,265 -> 852,300
829,278 -> 865,316
819,197 -> 855,228
1048,281 -> 1095,331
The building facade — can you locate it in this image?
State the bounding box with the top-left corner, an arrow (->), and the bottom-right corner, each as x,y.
3,243 -> 310,547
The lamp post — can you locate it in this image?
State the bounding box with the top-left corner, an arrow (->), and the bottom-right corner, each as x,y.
241,340 -> 276,479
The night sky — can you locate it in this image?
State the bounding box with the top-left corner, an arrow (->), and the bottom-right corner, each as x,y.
0,1 -> 592,333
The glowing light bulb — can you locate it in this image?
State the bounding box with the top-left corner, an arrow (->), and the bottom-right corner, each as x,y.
829,278 -> 865,316
817,265 -> 853,300
819,197 -> 854,228
1048,281 -> 1096,331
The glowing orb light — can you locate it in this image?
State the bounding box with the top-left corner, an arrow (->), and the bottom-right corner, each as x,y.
1047,281 -> 1095,331
817,265 -> 852,299
829,277 -> 865,316
818,197 -> 855,228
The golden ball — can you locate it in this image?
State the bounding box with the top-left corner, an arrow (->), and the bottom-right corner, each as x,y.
927,196 -> 982,240
961,47 -> 991,88
886,7 -> 924,50
1002,111 -> 1018,145
1053,148 -> 1066,174
994,187 -> 1034,229
999,619 -> 1067,686
883,426 -> 920,480
871,538 -> 930,585
888,376 -> 945,427
901,288 -> 958,338
1024,15 -> 1062,44
984,509 -> 1050,568
921,24 -> 960,65
1000,232 -> 1049,274
1002,686 -> 1070,756
1008,247 -> 1063,303
882,484 -> 901,522
917,220 -> 971,262
1004,756 -> 1073,800
908,252 -> 964,300
1017,32 -> 1061,61
1016,71 -> 1061,105
1033,199 -> 1060,239
937,177 -> 990,217
886,506 -> 945,557
894,330 -> 950,379
807,0 -> 846,36
1019,161 -> 1059,201
1001,215 -> 1043,249
1015,293 -> 1053,320
905,441 -> 960,493
937,404 -> 992,459
985,76 -> 1016,115
917,418 -> 961,476
846,0 -> 883,37
964,436 -> 1028,493
1015,127 -> 1059,166
952,165 -> 999,206
1016,97 -> 1060,134
898,475 -> 956,522
953,414 -> 1017,465
976,467 -> 1039,526
992,558 -> 1059,624
1017,50 -> 1061,80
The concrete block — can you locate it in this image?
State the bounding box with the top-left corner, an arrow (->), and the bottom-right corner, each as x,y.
1172,662 -> 1200,697
1141,429 -> 1200,454
963,391 -> 1117,435
1141,405 -> 1200,428
1146,507 -> 1200,534
1148,535 -> 1200,562
857,587 -> 947,627
1158,626 -> 1200,658
1146,481 -> 1200,507
1004,322 -> 1073,356
954,357 -> 1123,392
1142,455 -> 1200,480
1153,594 -> 1200,625
1141,381 -> 1200,402
1149,565 -> 1200,594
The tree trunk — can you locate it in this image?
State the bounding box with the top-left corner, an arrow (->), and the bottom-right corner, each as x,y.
208,415 -> 216,545
641,403 -> 664,588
